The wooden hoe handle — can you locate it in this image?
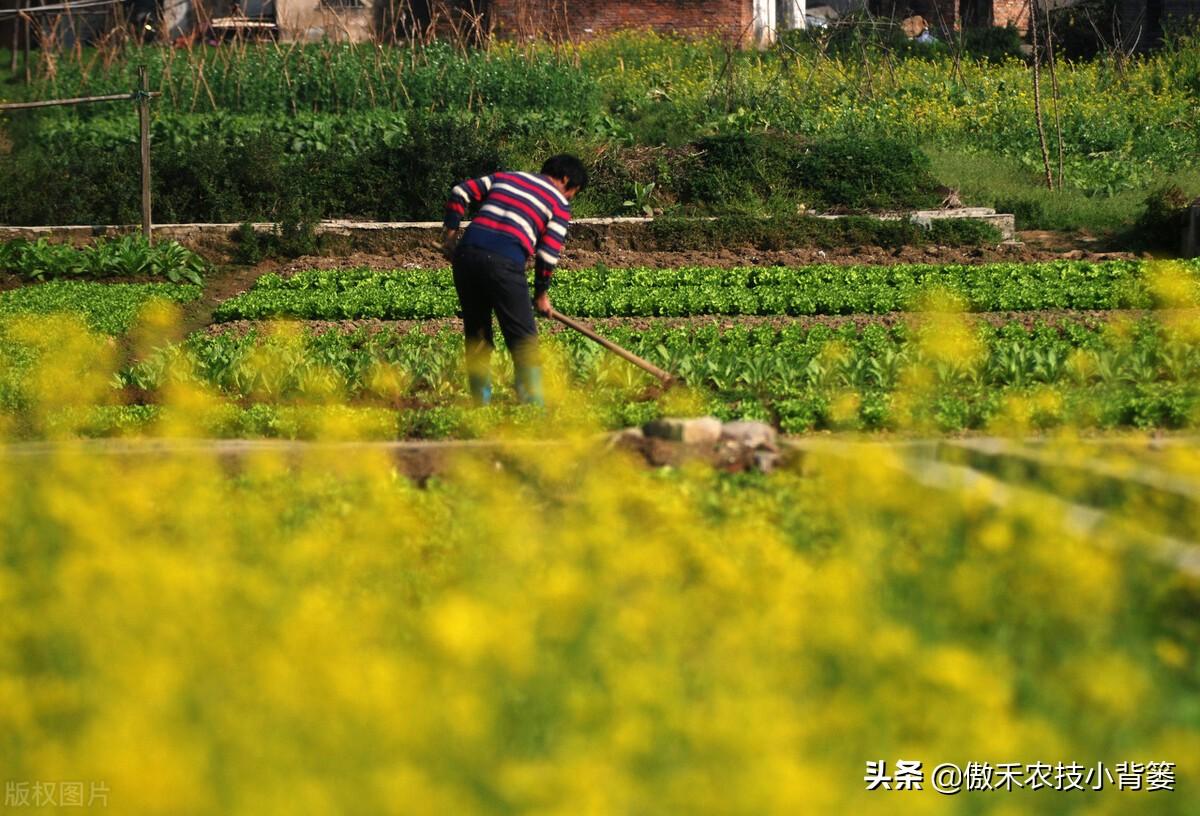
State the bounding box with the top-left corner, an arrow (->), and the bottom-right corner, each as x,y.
548,309 -> 675,385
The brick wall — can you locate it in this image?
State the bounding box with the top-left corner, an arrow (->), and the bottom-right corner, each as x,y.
489,0 -> 754,43
993,0 -> 1029,30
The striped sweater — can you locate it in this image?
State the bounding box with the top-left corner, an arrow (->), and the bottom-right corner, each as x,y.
444,171 -> 572,293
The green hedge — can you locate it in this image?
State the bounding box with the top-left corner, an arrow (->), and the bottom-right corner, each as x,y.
0,121 -> 943,225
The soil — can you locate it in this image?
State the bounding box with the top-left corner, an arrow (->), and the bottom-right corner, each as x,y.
176,264 -> 268,337
0,233 -> 1160,345
207,308 -> 1189,339
270,235 -> 1139,276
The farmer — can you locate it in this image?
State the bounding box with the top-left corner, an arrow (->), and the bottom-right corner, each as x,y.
441,154 -> 588,407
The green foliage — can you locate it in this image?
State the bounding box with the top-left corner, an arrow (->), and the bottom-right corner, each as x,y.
0,281 -> 201,334
232,223 -> 266,266
11,42 -> 602,116
796,137 -> 941,212
211,260 -> 1198,322
959,25 -> 1026,64
781,17 -> 1023,64
0,236 -> 208,284
623,181 -> 657,217
682,133 -> 807,212
928,217 -> 1005,245
108,317 -> 1200,434
675,132 -> 946,214
1048,0 -> 1123,60
3,32 -> 1198,231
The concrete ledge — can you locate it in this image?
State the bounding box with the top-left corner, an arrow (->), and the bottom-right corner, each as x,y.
0,210 -> 1016,255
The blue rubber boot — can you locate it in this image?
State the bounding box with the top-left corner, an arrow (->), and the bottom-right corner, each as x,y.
468,373 -> 493,407
515,365 -> 545,407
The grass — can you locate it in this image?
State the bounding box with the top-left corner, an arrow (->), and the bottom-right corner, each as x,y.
928,148 -> 1200,236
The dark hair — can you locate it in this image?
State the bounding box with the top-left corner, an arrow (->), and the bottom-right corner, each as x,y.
540,154 -> 588,193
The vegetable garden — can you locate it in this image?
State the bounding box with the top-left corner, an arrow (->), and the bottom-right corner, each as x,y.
2,208 -> 1200,816
2,249 -> 1199,439
3,27 -> 1200,815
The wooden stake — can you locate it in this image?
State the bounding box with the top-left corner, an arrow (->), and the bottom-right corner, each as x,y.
9,1 -> 17,74
137,64 -> 152,241
22,0 -> 31,84
1029,0 -> 1054,191
1042,0 -> 1066,192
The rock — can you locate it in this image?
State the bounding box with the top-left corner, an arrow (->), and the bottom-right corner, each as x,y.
1061,249 -> 1085,260
937,186 -> 963,209
752,450 -> 780,474
805,5 -> 839,23
901,15 -> 928,38
643,417 -> 723,446
720,420 -> 778,450
610,426 -> 645,450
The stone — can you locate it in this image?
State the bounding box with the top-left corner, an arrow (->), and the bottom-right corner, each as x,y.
901,15 -> 928,38
720,420 -> 778,450
752,450 -> 780,474
805,5 -> 839,22
643,417 -> 723,446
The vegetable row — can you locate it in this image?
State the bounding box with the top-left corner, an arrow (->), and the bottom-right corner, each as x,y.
0,281 -> 202,335
213,261 -> 1200,321
0,237 -> 208,285
92,318 -> 1200,433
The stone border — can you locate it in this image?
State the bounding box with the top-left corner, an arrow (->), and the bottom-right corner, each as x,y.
0,210 -> 1016,257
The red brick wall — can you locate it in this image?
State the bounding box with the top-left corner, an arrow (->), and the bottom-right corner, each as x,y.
489,0 -> 754,42
993,0 -> 1029,31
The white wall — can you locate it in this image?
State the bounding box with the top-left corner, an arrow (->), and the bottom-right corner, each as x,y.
779,0 -> 807,29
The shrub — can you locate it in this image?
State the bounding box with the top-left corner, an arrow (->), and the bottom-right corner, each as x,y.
960,25 -> 1025,64
681,133 -> 808,213
339,113 -> 504,221
928,218 -> 1004,245
795,137 -> 942,212
1048,0 -> 1123,60
994,195 -> 1052,230
1133,184 -> 1191,251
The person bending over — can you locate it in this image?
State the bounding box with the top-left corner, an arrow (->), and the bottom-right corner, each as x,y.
442,154 -> 588,406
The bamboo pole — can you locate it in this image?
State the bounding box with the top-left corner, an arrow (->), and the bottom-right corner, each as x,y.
8,0 -> 17,73
1042,0 -> 1066,192
1029,0 -> 1054,191
0,89 -> 160,109
137,64 -> 152,241
22,0 -> 30,84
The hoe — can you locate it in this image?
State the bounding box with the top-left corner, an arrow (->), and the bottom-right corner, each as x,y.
548,309 -> 676,387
